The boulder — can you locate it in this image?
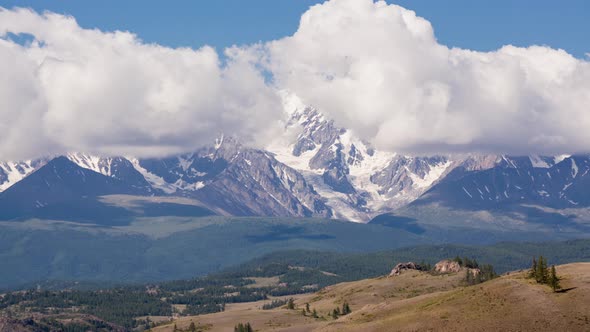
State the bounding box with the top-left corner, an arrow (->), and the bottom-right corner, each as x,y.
434,260 -> 462,273
389,262 -> 422,276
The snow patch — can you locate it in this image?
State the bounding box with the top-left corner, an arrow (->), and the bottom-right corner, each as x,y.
268,143 -> 321,174
408,161 -> 452,189
0,161 -> 40,191
554,155 -> 570,164
214,134 -> 225,150
174,179 -> 205,191
462,187 -> 473,198
129,158 -> 178,194
502,156 -> 518,168
529,155 -> 551,168
571,158 -> 579,178
67,153 -> 113,176
304,170 -> 365,222
177,156 -> 193,172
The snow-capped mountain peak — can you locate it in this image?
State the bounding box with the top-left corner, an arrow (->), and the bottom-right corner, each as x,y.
267,92 -> 459,221
0,93 -> 580,223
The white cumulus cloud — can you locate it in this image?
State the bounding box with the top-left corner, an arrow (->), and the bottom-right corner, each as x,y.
1,1 -> 590,159
262,0 -> 590,155
0,7 -> 282,160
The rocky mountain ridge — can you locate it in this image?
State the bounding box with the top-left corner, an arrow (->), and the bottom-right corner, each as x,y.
0,94 -> 577,222
415,154 -> 590,209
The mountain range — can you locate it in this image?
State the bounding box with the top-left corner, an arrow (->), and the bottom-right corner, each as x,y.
1,93 -> 589,229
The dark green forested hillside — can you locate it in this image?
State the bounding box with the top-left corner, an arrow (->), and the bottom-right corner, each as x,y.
3,215 -> 584,290
217,238 -> 590,277
2,239 -> 589,331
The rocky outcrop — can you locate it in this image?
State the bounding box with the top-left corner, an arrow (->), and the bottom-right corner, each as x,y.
467,268 -> 481,277
389,262 -> 422,276
434,260 -> 462,274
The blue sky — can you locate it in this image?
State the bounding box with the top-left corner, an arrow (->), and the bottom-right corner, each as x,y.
1,0 -> 588,58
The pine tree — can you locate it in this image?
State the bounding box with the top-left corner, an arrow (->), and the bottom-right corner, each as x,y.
312,308 -> 318,318
474,272 -> 482,284
234,323 -> 253,332
535,256 -> 543,283
189,321 -> 196,332
287,298 -> 295,310
464,257 -> 473,268
173,323 -> 178,332
306,302 -> 310,313
342,302 -> 351,315
465,269 -> 473,285
332,308 -> 339,319
536,256 -> 543,283
549,265 -> 561,292
301,309 -> 306,316
542,258 -> 549,284
529,257 -> 537,279
419,260 -> 426,270
537,256 -> 548,284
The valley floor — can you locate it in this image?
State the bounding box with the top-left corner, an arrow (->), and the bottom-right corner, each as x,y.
156,263 -> 590,332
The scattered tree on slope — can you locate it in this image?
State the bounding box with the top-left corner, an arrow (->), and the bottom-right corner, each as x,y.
528,256 -> 561,292
234,322 -> 253,332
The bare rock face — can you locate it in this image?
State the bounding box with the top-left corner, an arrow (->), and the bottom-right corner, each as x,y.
434,260 -> 462,274
135,136 -> 333,218
389,262 -> 422,276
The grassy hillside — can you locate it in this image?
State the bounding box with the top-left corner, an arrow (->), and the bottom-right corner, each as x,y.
161,263 -> 590,332
318,263 -> 590,332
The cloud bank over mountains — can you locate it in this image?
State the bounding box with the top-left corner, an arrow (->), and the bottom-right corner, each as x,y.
0,7 -> 281,159
264,0 -> 590,155
1,0 -> 589,159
